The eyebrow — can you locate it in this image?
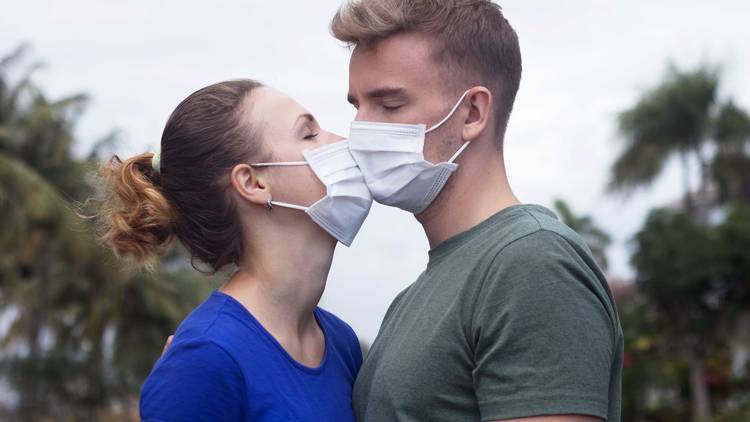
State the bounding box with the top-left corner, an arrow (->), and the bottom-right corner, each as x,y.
292,113 -> 316,134
296,113 -> 315,124
347,87 -> 406,105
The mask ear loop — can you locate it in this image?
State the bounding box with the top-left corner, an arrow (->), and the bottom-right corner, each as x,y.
425,89 -> 473,163
267,200 -> 308,211
251,161 -> 308,167
448,141 -> 471,163
425,90 -> 471,134
249,162 -> 312,211
265,196 -> 310,211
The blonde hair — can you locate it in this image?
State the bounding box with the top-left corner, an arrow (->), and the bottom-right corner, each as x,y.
331,0 -> 522,138
97,153 -> 175,267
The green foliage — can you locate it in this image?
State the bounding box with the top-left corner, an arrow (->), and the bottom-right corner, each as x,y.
633,209 -> 720,315
612,62 -> 750,421
0,45 -> 213,421
713,102 -> 750,204
610,64 -> 720,195
553,199 -> 612,270
609,63 -> 750,210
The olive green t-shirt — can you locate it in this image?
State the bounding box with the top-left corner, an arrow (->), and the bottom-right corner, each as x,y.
353,204 -> 623,422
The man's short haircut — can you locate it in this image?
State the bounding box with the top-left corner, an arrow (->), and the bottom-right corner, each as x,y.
331,0 -> 522,142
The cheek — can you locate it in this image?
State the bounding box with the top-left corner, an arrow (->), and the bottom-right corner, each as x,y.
290,167 -> 327,206
301,169 -> 327,204
423,133 -> 447,163
267,167 -> 325,206
422,140 -> 440,163
423,128 -> 460,164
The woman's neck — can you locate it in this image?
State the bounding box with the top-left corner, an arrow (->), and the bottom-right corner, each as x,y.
221,230 -> 335,340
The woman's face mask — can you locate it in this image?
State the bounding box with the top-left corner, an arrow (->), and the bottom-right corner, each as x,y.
251,140 -> 373,246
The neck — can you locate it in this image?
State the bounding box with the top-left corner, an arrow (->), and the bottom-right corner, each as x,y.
417,145 -> 520,249
222,221 -> 335,338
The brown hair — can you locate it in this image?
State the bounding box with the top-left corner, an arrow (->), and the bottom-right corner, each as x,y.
96,79 -> 264,273
331,0 -> 522,140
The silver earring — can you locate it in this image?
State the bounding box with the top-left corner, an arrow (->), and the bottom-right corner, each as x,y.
266,198 -> 273,210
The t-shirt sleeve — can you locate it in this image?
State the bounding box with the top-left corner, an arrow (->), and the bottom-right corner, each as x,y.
347,323 -> 364,373
346,324 -> 364,370
472,230 -> 615,421
332,312 -> 364,375
140,339 -> 246,422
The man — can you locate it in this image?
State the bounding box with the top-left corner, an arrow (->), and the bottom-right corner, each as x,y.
332,1 -> 623,421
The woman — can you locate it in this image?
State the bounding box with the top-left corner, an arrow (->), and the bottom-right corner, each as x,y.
97,79 -> 371,421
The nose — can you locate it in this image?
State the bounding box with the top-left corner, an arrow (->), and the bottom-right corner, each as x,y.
354,109 -> 373,122
321,129 -> 345,144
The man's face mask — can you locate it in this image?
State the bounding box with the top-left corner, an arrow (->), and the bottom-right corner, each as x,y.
251,140 -> 373,246
348,90 -> 471,214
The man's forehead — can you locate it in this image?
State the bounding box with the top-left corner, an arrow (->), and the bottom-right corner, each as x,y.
348,33 -> 437,98
351,33 -> 433,69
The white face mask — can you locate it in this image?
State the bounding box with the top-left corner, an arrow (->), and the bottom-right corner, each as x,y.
251,140 -> 372,246
348,90 -> 471,214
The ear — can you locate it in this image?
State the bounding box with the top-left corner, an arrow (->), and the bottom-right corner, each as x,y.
230,164 -> 269,208
461,87 -> 492,142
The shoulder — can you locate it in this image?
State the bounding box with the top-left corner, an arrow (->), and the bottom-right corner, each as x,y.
149,337 -> 242,380
384,284 -> 412,314
141,338 -> 246,416
482,205 -> 603,284
316,307 -> 359,347
521,204 -> 597,257
316,307 -> 363,368
172,291 -> 236,340
171,291 -> 262,354
460,205 -> 590,269
481,227 -> 606,308
475,227 -> 621,344
498,228 -> 585,268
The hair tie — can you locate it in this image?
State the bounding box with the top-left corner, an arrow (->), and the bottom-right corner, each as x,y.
151,152 -> 161,173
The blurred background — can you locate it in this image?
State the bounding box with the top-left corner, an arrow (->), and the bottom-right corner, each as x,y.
1,0 -> 749,421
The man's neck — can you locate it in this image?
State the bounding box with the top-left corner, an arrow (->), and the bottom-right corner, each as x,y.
417,151 -> 520,249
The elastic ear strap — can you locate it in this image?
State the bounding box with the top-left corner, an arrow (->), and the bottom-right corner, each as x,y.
448,141 -> 471,163
251,161 -> 308,167
426,89 -> 471,133
269,200 -> 309,211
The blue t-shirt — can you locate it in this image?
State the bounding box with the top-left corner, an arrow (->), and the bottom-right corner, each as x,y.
140,290 -> 362,421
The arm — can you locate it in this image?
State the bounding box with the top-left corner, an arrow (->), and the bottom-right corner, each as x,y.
161,334 -> 173,356
488,415 -> 603,422
473,231 -> 617,422
141,339 -> 246,421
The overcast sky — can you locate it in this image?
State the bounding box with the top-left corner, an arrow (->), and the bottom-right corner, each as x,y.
2,0 -> 749,343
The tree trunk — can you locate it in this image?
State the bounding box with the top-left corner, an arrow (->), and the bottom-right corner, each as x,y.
693,143 -> 713,222
86,277 -> 108,418
694,143 -> 710,197
687,348 -> 712,422
680,150 -> 695,212
19,237 -> 51,421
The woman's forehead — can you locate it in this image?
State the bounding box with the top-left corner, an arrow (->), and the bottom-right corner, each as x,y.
248,87 -> 307,132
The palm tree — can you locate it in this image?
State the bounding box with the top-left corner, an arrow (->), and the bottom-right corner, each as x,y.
712,100 -> 750,204
0,45 -> 212,420
552,199 -> 611,271
610,63 -> 750,422
0,45 -> 90,418
608,64 -> 720,213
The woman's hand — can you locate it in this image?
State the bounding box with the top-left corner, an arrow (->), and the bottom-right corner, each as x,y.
162,335 -> 174,356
